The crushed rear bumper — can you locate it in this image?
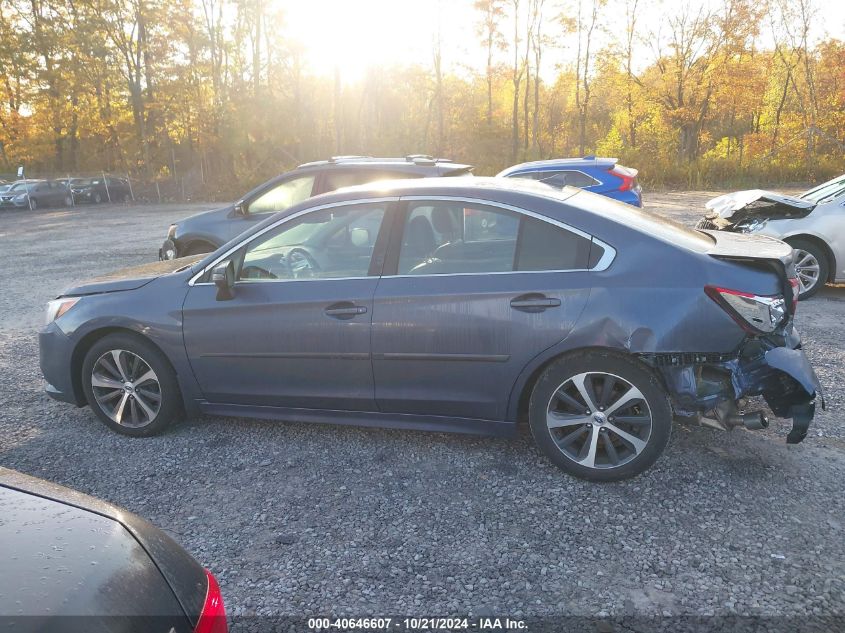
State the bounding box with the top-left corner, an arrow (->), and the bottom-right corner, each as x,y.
650,335 -> 823,444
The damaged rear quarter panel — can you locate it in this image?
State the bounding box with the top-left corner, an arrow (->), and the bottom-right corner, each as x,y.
506,226 -> 782,419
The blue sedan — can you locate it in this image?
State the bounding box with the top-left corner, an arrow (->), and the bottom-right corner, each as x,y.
39,178 -> 819,481
498,156 -> 643,207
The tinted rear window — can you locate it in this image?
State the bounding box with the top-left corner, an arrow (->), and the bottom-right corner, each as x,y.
516,216 -> 592,270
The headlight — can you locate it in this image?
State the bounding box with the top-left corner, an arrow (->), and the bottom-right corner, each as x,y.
735,218 -> 768,233
45,297 -> 80,324
167,223 -> 177,240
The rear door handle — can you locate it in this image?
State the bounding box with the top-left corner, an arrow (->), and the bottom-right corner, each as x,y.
510,294 -> 561,313
324,302 -> 368,320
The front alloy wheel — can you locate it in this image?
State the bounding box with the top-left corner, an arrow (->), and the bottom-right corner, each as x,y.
81,333 -> 181,436
529,352 -> 671,481
91,350 -> 162,427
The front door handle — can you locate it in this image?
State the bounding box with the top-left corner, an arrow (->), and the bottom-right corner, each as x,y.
510,294 -> 561,313
324,302 -> 368,320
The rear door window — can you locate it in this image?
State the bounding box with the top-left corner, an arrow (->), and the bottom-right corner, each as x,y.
395,201 -> 596,275
397,202 -> 519,275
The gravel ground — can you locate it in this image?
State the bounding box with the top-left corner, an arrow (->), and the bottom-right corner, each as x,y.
1,193 -> 843,631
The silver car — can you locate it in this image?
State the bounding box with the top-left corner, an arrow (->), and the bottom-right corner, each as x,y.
697,175 -> 845,299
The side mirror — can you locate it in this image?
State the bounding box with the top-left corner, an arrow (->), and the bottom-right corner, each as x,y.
233,200 -> 247,216
212,261 -> 235,301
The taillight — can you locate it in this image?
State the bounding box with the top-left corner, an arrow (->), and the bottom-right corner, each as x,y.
609,165 -> 639,192
704,285 -> 787,334
194,569 -> 227,633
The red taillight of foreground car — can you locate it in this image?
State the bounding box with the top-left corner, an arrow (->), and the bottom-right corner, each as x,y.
704,285 -> 787,335
194,569 -> 227,633
609,165 -> 639,192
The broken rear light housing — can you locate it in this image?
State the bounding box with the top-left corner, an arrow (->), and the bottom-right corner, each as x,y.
704,285 -> 787,334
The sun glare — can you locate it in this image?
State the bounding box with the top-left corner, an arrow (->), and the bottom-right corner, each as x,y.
279,0 -> 470,83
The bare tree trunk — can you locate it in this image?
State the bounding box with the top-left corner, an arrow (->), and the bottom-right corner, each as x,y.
624,0 -> 639,148
510,0 -> 523,163
334,66 -> 343,154
531,0 -> 544,155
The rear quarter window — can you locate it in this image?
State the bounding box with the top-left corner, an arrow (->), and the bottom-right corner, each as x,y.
516,216 -> 592,270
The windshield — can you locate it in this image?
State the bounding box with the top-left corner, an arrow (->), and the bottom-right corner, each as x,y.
800,175 -> 845,203
72,178 -> 94,186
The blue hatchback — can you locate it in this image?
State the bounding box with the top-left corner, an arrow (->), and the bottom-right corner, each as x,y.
497,156 -> 642,207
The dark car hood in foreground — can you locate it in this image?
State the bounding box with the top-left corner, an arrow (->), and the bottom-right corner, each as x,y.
705,189 -> 815,224
62,255 -> 204,296
0,467 -> 207,627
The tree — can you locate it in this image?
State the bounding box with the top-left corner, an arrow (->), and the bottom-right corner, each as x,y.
474,0 -> 505,127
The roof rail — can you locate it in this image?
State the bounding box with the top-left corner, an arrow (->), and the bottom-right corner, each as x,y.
405,154 -> 454,164
328,155 -> 371,163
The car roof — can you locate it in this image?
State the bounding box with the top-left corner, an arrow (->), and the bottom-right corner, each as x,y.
497,156 -> 617,176
303,175 -> 581,208
295,155 -> 472,175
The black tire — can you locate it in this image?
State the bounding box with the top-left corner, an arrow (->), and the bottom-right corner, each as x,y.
787,238 -> 829,300
528,351 -> 672,482
64,195 -> 73,206
81,333 -> 181,437
94,192 -> 102,204
28,197 -> 37,210
123,193 -> 132,203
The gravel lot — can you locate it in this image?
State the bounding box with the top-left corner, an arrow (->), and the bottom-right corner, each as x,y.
1,192 -> 843,630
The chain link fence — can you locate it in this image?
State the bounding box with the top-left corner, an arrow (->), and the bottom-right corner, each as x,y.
0,167 -> 210,209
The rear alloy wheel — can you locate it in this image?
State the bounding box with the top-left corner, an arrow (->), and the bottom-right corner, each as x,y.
82,333 -> 181,436
94,192 -> 102,204
789,239 -> 828,300
28,198 -> 37,210
529,352 -> 671,481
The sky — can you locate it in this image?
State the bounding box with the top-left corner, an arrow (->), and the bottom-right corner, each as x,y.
276,0 -> 845,83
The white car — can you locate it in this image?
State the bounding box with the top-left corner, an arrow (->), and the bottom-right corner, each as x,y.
698,175 -> 845,299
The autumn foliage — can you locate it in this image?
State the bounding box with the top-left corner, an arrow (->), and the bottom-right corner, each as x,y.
0,0 -> 841,198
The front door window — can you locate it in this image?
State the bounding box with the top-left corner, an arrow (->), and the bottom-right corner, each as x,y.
238,203 -> 388,280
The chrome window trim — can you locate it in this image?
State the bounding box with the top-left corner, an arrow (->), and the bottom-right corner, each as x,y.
394,195 -> 616,273
188,193 -> 617,286
188,197 -> 400,286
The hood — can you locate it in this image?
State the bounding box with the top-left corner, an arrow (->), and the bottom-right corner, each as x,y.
176,204 -> 234,230
705,189 -> 815,222
62,254 -> 204,296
